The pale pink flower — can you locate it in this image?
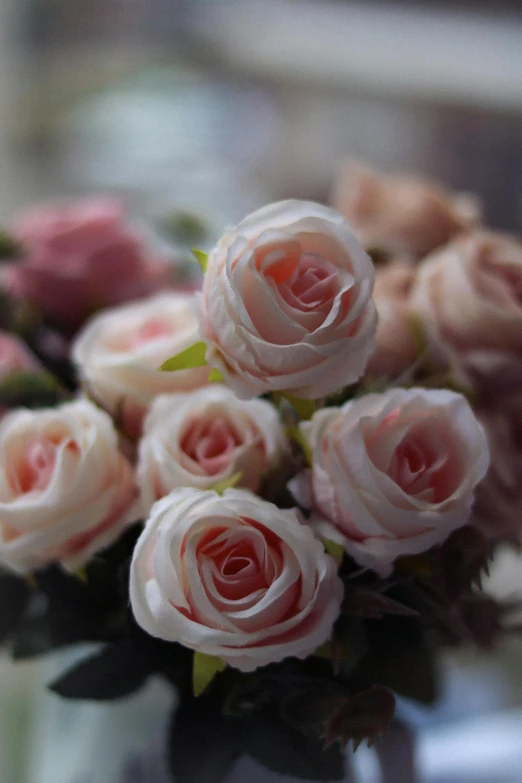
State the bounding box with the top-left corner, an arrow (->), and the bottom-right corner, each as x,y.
292,387 -> 489,575
197,200 -> 376,400
130,488 -> 343,671
332,161 -> 480,260
0,398 -> 139,573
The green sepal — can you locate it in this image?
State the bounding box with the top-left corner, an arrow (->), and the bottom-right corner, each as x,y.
160,342 -> 207,372
192,651 -> 226,697
211,472 -> 242,496
192,249 -> 209,272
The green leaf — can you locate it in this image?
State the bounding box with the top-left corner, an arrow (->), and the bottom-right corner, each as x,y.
169,693 -> 245,783
0,371 -> 66,409
160,342 -> 207,372
323,538 -> 344,567
278,393 -> 316,420
0,231 -> 22,260
192,249 -> 209,272
208,367 -> 225,383
193,651 -> 226,696
158,212 -> 208,245
48,640 -> 153,700
211,471 -> 242,496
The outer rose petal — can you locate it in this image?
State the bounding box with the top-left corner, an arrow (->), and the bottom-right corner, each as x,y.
197,200 -> 377,400
0,398 -> 139,573
296,387 -> 489,575
130,488 -> 343,671
137,386 -> 288,512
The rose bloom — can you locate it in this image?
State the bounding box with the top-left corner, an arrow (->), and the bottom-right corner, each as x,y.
130,488 -> 343,671
197,200 -> 376,400
4,198 -> 170,331
365,261 -> 419,381
412,231 -> 522,394
292,388 -> 489,575
474,399 -> 522,543
0,331 -> 41,381
0,398 -> 138,574
72,293 -> 210,438
138,386 -> 288,513
331,161 -> 480,260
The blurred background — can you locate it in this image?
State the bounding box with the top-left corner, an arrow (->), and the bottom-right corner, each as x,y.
1,1 -> 522,781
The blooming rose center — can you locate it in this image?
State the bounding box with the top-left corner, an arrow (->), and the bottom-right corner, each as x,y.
9,437 -> 61,494
130,318 -> 173,348
181,416 -> 243,475
366,409 -> 457,502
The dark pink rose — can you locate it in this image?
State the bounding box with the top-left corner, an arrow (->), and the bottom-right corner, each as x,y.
5,199 -> 170,331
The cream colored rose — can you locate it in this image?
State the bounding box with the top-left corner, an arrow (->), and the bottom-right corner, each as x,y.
197,200 -> 376,400
365,261 -> 419,381
72,293 -> 209,437
0,398 -> 138,573
130,488 -> 343,671
412,231 -> 522,393
138,386 -> 288,512
293,388 -> 489,575
331,160 -> 480,259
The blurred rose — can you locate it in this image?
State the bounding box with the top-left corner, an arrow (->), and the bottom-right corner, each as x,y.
130,488 -> 343,671
0,399 -> 138,573
72,293 -> 209,438
0,331 -> 41,380
474,399 -> 522,543
4,199 -> 170,331
332,161 -> 480,260
197,200 -> 376,400
412,231 -> 522,394
292,387 -> 489,575
138,386 -> 288,512
365,261 -> 419,380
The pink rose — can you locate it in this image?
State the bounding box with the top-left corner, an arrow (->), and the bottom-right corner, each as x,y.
72,293 -> 210,439
138,386 -> 288,513
0,331 -> 41,380
197,200 -> 376,400
365,261 -> 419,381
474,399 -> 522,543
5,199 -> 170,331
0,399 -> 138,573
331,161 -> 480,260
130,488 -> 343,671
292,388 -> 489,575
412,231 -> 522,394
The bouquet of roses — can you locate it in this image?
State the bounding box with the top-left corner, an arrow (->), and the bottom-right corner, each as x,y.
0,171 -> 520,783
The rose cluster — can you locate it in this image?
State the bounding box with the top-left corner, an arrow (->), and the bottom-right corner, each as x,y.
0,190 -> 499,681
